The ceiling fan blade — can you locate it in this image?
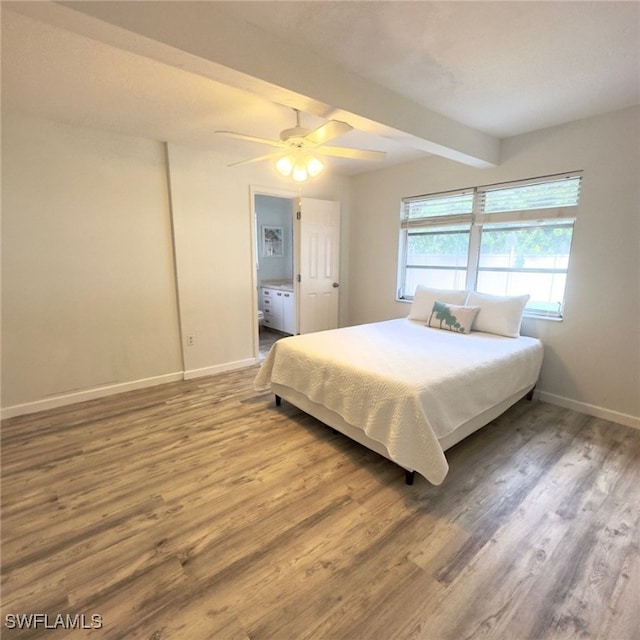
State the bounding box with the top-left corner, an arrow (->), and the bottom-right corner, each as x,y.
216,131 -> 286,149
304,120 -> 353,146
318,146 -> 386,161
228,150 -> 284,168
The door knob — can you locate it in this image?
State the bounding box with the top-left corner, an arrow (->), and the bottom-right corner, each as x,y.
332,282 -> 340,288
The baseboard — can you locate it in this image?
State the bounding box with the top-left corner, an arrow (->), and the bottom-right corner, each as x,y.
1,372 -> 185,420
537,390 -> 640,430
2,358 -> 260,420
183,357 -> 257,381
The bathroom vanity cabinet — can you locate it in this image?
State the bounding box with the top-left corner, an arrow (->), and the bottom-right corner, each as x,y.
260,286 -> 295,335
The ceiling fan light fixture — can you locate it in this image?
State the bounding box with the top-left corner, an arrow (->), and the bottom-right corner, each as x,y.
306,155 -> 324,177
275,154 -> 295,177
219,108 -> 384,175
292,160 -> 309,182
277,150 -> 324,182
227,106 -> 357,181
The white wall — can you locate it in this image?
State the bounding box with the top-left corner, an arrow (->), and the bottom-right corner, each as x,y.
165,142 -> 258,378
0,112 -> 351,415
349,106 -> 640,428
1,113 -> 183,412
166,142 -> 352,380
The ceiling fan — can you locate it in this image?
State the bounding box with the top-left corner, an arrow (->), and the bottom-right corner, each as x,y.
216,109 -> 385,181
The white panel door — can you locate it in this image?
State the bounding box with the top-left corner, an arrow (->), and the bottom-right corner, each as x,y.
297,197 -> 341,334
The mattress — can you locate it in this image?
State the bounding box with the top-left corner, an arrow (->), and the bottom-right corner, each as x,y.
255,318 -> 543,484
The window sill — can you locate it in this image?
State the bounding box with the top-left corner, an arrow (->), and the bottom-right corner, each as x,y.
523,312 -> 564,322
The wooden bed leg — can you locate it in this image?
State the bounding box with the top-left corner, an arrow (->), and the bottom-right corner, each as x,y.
405,470 -> 415,485
275,395 -> 281,407
526,385 -> 536,402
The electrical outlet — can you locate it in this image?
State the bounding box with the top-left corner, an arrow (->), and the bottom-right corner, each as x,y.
187,335 -> 194,346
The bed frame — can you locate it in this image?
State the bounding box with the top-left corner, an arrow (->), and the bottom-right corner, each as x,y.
273,383 -> 535,484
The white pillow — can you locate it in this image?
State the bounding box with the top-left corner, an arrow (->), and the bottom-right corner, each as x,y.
427,301 -> 480,334
408,286 -> 468,321
466,291 -> 530,338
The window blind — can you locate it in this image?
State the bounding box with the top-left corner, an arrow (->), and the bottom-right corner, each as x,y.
478,173 -> 582,214
401,189 -> 474,229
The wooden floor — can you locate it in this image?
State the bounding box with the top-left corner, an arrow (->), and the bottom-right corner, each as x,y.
258,328 -> 286,363
2,366 -> 639,640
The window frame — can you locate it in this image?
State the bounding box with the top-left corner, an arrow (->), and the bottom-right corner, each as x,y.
397,171 -> 582,320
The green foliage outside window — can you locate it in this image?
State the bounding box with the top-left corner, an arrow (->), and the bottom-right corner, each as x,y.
408,226 -> 572,261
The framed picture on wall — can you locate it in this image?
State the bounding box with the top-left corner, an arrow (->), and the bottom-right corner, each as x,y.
262,225 -> 284,257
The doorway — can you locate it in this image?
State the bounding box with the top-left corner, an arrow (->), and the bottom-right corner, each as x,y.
250,187 -> 342,363
250,186 -> 297,362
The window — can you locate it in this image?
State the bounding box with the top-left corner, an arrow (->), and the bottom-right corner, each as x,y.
398,172 -> 582,318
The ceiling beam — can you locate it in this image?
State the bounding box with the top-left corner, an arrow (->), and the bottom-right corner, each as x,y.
18,1 -> 500,167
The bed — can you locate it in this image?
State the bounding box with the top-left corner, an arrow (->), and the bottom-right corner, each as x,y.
255,287 -> 544,485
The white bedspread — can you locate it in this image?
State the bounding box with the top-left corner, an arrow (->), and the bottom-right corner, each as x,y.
255,318 -> 543,484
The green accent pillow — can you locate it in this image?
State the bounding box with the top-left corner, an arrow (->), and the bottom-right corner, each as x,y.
428,301 -> 480,334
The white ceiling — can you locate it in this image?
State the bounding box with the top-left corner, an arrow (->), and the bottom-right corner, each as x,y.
2,1 -> 639,175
